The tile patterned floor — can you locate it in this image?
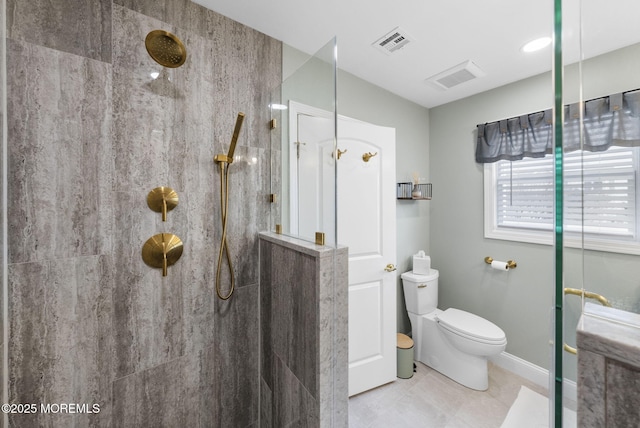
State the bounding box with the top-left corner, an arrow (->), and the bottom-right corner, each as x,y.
348,362 -> 549,428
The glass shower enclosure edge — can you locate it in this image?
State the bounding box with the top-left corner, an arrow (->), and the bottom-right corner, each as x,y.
552,0 -> 564,426
268,37 -> 342,426
1,0 -> 8,425
269,37 -> 337,248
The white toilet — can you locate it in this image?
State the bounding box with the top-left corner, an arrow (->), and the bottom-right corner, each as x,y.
401,269 -> 507,391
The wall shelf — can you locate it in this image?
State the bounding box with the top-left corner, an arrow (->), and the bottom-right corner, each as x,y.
397,182 -> 432,200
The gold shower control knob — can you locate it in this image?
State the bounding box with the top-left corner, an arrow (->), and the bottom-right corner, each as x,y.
142,233 -> 183,276
147,187 -> 179,221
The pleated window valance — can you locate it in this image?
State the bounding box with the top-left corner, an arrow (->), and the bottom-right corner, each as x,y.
476,89 -> 640,163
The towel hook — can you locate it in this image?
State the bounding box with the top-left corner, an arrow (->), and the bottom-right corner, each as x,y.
362,151 -> 378,162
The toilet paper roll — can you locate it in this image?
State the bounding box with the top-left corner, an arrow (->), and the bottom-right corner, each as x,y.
491,260 -> 509,271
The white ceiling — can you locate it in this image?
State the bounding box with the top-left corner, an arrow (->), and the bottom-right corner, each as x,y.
193,0 -> 640,108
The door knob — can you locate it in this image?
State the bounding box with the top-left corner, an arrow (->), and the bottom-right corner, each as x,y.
384,264 -> 397,272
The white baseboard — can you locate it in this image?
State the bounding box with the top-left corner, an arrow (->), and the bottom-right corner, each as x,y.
490,351 -> 577,402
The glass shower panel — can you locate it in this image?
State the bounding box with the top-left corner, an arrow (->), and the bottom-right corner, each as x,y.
561,0 -> 640,425
269,38 -> 338,246
572,0 -> 640,315
552,2 -> 565,426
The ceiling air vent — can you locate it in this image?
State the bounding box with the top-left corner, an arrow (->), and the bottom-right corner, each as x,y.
372,27 -> 413,55
425,60 -> 485,90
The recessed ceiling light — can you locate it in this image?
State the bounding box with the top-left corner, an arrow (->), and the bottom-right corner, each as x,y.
521,37 -> 552,53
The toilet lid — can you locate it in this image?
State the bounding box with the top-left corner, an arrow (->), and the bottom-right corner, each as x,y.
436,308 -> 506,343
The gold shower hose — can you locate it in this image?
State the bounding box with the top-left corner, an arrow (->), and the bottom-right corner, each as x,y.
214,112 -> 245,300
215,161 -> 235,300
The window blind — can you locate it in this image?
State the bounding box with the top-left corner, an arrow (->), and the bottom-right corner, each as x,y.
495,146 -> 637,238
495,157 -> 554,230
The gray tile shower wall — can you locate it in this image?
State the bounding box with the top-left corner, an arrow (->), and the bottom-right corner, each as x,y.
8,0 -> 112,63
7,39 -> 113,265
6,0 -> 281,426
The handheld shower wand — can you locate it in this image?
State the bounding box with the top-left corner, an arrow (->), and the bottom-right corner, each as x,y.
214,112 -> 245,163
214,112 -> 245,300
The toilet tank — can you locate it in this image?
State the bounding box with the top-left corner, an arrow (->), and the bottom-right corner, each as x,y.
401,269 -> 439,315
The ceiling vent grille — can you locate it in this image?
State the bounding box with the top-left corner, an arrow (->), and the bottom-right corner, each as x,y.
372,27 -> 413,55
425,60 -> 485,90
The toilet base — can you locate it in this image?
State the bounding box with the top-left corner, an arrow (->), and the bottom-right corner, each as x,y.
410,310 -> 490,391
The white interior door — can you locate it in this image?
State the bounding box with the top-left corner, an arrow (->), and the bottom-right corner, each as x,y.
338,118 -> 396,397
290,102 -> 397,397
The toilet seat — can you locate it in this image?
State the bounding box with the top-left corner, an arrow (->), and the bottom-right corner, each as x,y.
436,308 -> 507,345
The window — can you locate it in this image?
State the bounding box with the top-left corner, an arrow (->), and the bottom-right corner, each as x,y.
484,146 -> 640,254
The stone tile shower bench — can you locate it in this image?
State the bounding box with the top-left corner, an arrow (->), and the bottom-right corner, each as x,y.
577,303 -> 640,427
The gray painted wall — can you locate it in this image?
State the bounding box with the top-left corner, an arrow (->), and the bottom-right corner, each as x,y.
430,72 -> 555,370
430,42 -> 640,372
288,38 -> 640,374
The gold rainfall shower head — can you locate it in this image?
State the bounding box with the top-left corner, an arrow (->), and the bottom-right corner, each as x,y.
145,30 -> 187,68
